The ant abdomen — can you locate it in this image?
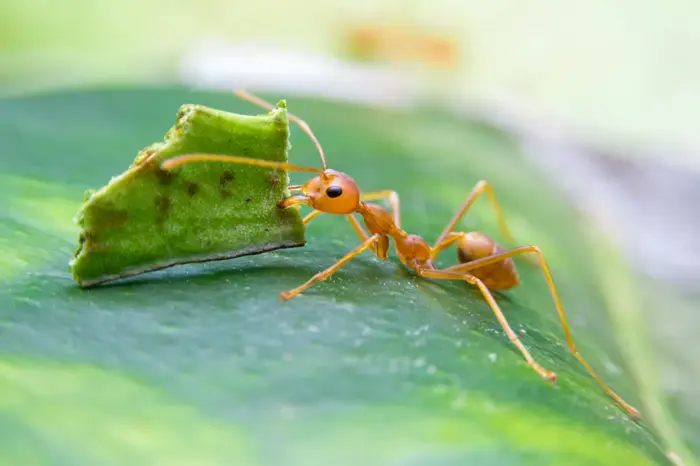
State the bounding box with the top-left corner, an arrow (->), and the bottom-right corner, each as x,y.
457,231 -> 519,290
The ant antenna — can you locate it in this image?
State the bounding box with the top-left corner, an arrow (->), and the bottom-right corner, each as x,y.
162,153 -> 324,175
234,90 -> 328,170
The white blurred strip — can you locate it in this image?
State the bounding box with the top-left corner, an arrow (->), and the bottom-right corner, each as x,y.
179,37 -> 421,108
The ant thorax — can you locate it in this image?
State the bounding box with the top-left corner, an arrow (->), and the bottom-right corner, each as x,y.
357,202 -> 397,236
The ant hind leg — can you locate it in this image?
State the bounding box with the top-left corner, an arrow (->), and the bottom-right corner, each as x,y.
415,266 -> 557,382
443,245 -> 640,419
433,180 -> 515,248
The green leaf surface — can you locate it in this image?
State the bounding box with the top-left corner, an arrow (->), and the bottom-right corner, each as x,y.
70,101 -> 304,286
0,87 -> 674,465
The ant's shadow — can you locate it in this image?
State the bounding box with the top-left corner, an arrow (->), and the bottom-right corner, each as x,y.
66,251 -> 396,301
63,251 -> 533,326
73,261 -> 303,290
71,251 -> 522,302
397,266 -> 559,354
392,265 -> 517,305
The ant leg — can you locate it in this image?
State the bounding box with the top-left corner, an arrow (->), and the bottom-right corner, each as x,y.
346,215 -> 390,260
299,209 -> 373,244
433,180 -> 516,250
360,191 -> 401,228
297,210 -> 387,258
429,232 -> 467,261
300,209 -> 382,256
303,210 -> 322,226
444,245 -> 640,419
415,267 -> 557,382
347,214 -> 370,241
279,233 -> 381,300
354,191 -> 399,258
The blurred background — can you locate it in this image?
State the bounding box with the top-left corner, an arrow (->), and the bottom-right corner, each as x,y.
2,0 -> 698,462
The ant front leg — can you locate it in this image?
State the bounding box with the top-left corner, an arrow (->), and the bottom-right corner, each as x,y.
303,210 -> 322,226
279,233 -> 381,300
346,215 -> 390,260
415,266 -> 557,382
444,245 -> 640,419
281,186 -> 322,226
284,186 -> 323,227
300,210 -> 389,260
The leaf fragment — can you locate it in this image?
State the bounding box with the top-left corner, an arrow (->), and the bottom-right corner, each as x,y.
69,101 -> 305,286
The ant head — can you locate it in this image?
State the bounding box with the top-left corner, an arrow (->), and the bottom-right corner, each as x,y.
231,91 -> 361,215
298,169 -> 361,214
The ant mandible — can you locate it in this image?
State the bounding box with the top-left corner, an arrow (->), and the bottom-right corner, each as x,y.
162,90 -> 640,420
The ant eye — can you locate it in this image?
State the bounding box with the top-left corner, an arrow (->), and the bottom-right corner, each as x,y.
326,186 -> 343,198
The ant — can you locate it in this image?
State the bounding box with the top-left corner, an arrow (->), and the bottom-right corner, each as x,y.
162,90 -> 640,420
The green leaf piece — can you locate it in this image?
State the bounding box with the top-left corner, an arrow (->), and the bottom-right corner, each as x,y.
69,100 -> 305,287
0,87 -> 684,465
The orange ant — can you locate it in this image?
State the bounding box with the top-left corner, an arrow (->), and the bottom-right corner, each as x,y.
162,90 -> 640,420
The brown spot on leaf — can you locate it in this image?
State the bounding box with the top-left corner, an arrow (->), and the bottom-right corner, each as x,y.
187,182 -> 199,197
245,196 -> 252,203
220,170 -> 235,185
88,204 -> 129,229
219,170 -> 235,198
154,165 -> 175,185
155,194 -> 171,222
81,231 -> 102,253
